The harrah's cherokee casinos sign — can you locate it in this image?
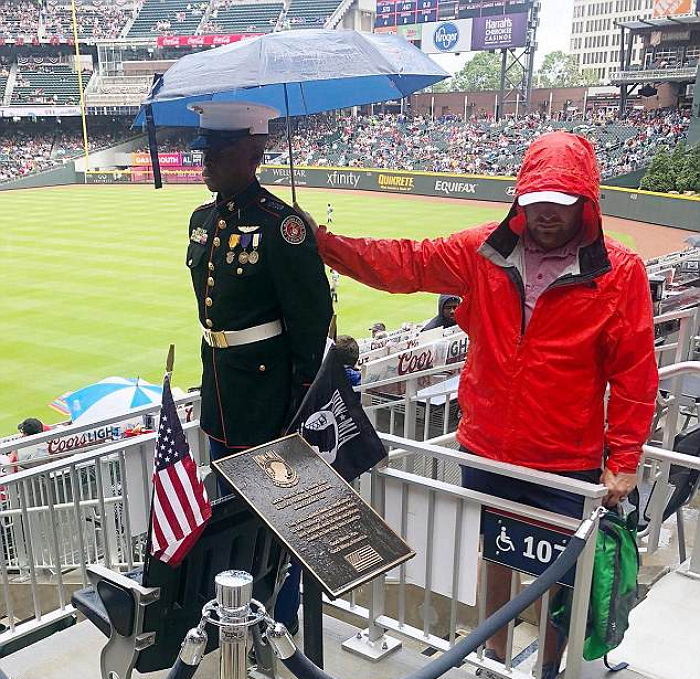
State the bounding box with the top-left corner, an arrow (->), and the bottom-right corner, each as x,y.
470,13 -> 528,51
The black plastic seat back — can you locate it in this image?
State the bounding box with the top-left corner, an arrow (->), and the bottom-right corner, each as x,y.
664,426 -> 700,520
135,495 -> 283,673
641,425 -> 700,527
97,580 -> 136,637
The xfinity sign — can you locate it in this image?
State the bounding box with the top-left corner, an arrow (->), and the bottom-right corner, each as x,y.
326,170 -> 361,188
433,23 -> 459,52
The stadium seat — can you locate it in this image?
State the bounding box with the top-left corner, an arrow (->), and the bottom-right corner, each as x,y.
71,494 -> 285,679
127,0 -> 206,38
285,0 -> 342,28
212,2 -> 283,34
10,65 -> 90,106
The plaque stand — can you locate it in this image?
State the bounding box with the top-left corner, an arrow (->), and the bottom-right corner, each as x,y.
302,571 -> 324,668
341,628 -> 402,662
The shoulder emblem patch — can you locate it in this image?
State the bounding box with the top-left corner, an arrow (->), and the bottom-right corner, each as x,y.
280,215 -> 306,245
260,195 -> 286,212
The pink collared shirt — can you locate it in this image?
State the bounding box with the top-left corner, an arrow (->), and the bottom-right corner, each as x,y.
522,231 -> 582,327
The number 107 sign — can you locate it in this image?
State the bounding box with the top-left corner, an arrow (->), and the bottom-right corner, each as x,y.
482,510 -> 575,587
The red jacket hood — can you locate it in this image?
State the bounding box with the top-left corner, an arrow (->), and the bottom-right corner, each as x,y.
512,131 -> 602,243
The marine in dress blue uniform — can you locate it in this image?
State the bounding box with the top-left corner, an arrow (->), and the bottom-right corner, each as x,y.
186,101 -> 332,460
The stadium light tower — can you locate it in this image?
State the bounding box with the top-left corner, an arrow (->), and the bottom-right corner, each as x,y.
496,0 -> 540,120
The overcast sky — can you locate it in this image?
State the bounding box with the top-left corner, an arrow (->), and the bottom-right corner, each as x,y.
432,0 -> 575,74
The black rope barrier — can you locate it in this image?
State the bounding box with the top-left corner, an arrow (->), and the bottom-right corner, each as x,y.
275,509 -> 603,679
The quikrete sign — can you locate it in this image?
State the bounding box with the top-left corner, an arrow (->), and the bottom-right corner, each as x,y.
377,174 -> 415,192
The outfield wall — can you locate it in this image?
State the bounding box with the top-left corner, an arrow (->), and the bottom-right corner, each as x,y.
76,165 -> 700,232
256,166 -> 700,233
0,163 -> 77,191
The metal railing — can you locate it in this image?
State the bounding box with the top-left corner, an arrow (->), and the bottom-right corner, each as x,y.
609,65 -> 698,83
642,361 -> 700,563
0,393 -> 204,646
358,361 -> 463,445
327,432 -> 606,679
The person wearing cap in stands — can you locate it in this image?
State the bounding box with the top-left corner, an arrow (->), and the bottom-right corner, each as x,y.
186,101 -> 332,466
369,321 -> 386,338
297,132 -> 658,678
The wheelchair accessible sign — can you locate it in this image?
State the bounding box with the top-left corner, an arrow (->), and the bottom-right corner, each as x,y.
482,510 -> 575,587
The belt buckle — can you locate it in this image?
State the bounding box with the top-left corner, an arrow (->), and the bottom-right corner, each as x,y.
206,329 -> 228,348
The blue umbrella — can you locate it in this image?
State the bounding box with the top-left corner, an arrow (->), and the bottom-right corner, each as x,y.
134,29 -> 449,192
136,29 -> 449,126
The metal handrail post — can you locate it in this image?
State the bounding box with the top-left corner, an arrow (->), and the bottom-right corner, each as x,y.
367,466 -> 387,644
563,496 -> 601,679
687,511 -> 700,578
403,376 -> 418,441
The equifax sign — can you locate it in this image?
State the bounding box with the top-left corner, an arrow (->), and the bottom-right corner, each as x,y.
434,180 -> 477,195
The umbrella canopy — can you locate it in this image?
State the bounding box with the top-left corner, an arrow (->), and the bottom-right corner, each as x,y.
63,377 -> 163,425
135,29 -> 449,127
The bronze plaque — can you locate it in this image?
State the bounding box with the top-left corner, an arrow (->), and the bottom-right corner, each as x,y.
213,434 -> 414,598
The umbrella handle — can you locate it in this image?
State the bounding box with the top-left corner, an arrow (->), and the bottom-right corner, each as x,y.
283,84 -> 297,205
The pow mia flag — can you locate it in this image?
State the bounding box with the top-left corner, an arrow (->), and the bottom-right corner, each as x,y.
287,346 -> 386,481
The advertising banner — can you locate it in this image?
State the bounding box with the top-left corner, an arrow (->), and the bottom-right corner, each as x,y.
129,152 -> 184,167
156,33 -> 260,48
421,19 -> 473,53
471,12 -> 528,50
256,165 -> 516,203
652,0 -> 694,17
0,105 -> 81,117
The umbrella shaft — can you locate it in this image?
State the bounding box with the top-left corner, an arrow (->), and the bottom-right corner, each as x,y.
283,84 -> 297,205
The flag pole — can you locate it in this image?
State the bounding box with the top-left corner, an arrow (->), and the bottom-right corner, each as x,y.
166,343 -> 175,375
144,344 -> 175,567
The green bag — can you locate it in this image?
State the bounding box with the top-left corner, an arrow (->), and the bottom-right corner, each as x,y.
550,509 -> 639,661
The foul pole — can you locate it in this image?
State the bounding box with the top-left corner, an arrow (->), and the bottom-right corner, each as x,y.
70,0 -> 90,182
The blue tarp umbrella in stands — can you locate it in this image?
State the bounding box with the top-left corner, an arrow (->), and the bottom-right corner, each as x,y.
64,377 -> 163,424
135,29 -> 449,128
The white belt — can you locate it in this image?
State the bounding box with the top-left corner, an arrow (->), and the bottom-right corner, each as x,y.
202,320 -> 283,348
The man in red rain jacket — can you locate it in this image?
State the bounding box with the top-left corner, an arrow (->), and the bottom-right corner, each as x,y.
301,132 -> 658,678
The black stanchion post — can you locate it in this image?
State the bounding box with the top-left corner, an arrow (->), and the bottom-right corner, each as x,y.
302,570 -> 324,668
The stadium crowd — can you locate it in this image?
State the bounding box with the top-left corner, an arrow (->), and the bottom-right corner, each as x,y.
43,0 -> 138,41
273,108 -> 690,179
0,122 -> 133,182
0,108 -> 690,184
0,0 -> 137,41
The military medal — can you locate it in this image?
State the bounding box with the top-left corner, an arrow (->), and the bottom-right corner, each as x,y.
190,227 -> 208,244
226,252 -> 235,264
238,234 -> 252,264
248,234 -> 261,264
228,234 -> 240,249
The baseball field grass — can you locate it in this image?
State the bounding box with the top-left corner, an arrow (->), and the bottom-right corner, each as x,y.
0,183 -> 637,434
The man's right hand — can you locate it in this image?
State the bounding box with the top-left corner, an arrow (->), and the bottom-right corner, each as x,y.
294,203 -> 319,235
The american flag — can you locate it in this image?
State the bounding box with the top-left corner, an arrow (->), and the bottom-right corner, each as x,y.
149,375 -> 211,566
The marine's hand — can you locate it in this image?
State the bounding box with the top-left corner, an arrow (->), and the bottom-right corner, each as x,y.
601,467 -> 637,507
294,202 -> 319,235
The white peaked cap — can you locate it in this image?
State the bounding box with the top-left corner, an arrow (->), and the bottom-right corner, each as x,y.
188,101 -> 280,134
518,191 -> 579,206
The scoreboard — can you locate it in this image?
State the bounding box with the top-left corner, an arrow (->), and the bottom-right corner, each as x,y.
375,0 -> 532,29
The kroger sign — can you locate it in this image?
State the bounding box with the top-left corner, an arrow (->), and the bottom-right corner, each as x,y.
433,23 -> 459,52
